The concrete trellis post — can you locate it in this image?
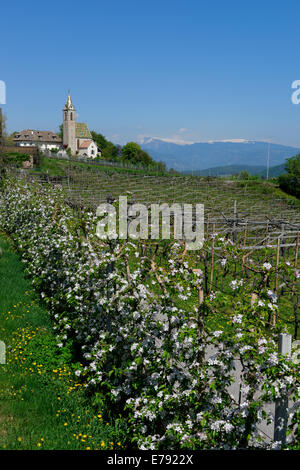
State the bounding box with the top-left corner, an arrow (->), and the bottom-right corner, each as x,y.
274,333 -> 292,446
0,341 -> 5,364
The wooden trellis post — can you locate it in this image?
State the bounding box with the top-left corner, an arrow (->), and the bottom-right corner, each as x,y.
206,214 -> 210,240
198,287 -> 204,306
251,293 -> 258,307
209,224 -> 215,292
274,238 -> 280,292
294,232 -> 300,269
292,232 -> 300,292
280,223 -> 285,258
243,222 -> 248,249
265,222 -> 269,246
232,200 -> 237,243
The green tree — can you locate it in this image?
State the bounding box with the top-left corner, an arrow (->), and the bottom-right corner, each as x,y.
279,154 -> 300,198
122,142 -> 153,166
154,161 -> 167,172
0,111 -> 12,148
90,131 -> 120,161
239,170 -> 251,180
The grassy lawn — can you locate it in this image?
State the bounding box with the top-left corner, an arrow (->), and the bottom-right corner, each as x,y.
0,233 -> 125,450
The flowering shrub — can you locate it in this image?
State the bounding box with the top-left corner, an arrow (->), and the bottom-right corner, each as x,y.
0,178 -> 299,449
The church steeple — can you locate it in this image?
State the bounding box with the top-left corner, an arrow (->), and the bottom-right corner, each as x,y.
63,92 -> 76,154
64,91 -> 75,111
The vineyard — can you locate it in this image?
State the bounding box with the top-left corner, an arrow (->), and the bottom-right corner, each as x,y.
9,161 -> 299,242
11,163 -> 300,338
0,167 -> 299,450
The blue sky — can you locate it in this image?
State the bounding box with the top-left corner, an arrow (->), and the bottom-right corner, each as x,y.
2,0 -> 300,146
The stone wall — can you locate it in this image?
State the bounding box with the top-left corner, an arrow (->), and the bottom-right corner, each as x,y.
22,155 -> 34,169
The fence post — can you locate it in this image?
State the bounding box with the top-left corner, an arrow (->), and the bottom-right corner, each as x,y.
274,333 -> 292,446
0,341 -> 5,364
232,200 -> 237,243
209,225 -> 215,292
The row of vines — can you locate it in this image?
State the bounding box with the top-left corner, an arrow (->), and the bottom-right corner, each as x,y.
0,177 -> 299,449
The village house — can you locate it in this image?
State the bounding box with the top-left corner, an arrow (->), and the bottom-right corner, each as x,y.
13,129 -> 62,151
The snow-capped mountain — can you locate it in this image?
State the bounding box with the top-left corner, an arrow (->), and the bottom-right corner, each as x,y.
140,138 -> 300,172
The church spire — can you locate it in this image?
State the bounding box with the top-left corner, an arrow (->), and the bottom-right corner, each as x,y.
64,91 -> 75,110
63,92 -> 76,154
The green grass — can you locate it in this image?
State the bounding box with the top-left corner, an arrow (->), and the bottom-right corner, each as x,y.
33,156 -> 168,178
0,233 -> 126,450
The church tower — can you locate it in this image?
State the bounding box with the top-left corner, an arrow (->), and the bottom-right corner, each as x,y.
63,92 -> 76,154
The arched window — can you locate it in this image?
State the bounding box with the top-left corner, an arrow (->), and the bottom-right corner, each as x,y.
70,112 -> 73,121
64,112 -> 67,120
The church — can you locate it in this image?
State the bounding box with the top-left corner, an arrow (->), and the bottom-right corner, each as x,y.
14,92 -> 99,159
63,92 -> 98,159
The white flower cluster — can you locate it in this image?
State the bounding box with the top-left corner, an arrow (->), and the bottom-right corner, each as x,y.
0,178 -> 299,450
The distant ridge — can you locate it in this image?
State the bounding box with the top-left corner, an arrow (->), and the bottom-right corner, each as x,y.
141,138 -> 300,172
183,163 -> 286,178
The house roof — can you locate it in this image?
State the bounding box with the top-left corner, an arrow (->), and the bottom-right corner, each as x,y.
13,130 -> 62,143
79,140 -> 93,149
76,123 -> 92,139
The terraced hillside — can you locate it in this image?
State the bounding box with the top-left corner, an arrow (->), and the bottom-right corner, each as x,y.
11,159 -> 300,250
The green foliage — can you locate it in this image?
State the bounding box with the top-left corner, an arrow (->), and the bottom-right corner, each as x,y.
0,113 -> 13,146
122,142 -> 153,166
1,152 -> 31,167
33,149 -> 44,168
90,131 -> 121,161
238,170 -> 251,180
121,142 -> 167,172
279,154 -> 300,198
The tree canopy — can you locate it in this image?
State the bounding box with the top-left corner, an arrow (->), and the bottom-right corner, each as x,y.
90,131 -> 121,161
279,154 -> 300,198
121,142 -> 154,166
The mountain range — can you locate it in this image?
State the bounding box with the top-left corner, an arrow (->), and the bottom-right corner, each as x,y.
183,163 -> 286,178
140,138 -> 300,174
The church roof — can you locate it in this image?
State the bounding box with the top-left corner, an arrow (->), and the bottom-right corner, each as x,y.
79,140 -> 93,149
76,123 -> 92,139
